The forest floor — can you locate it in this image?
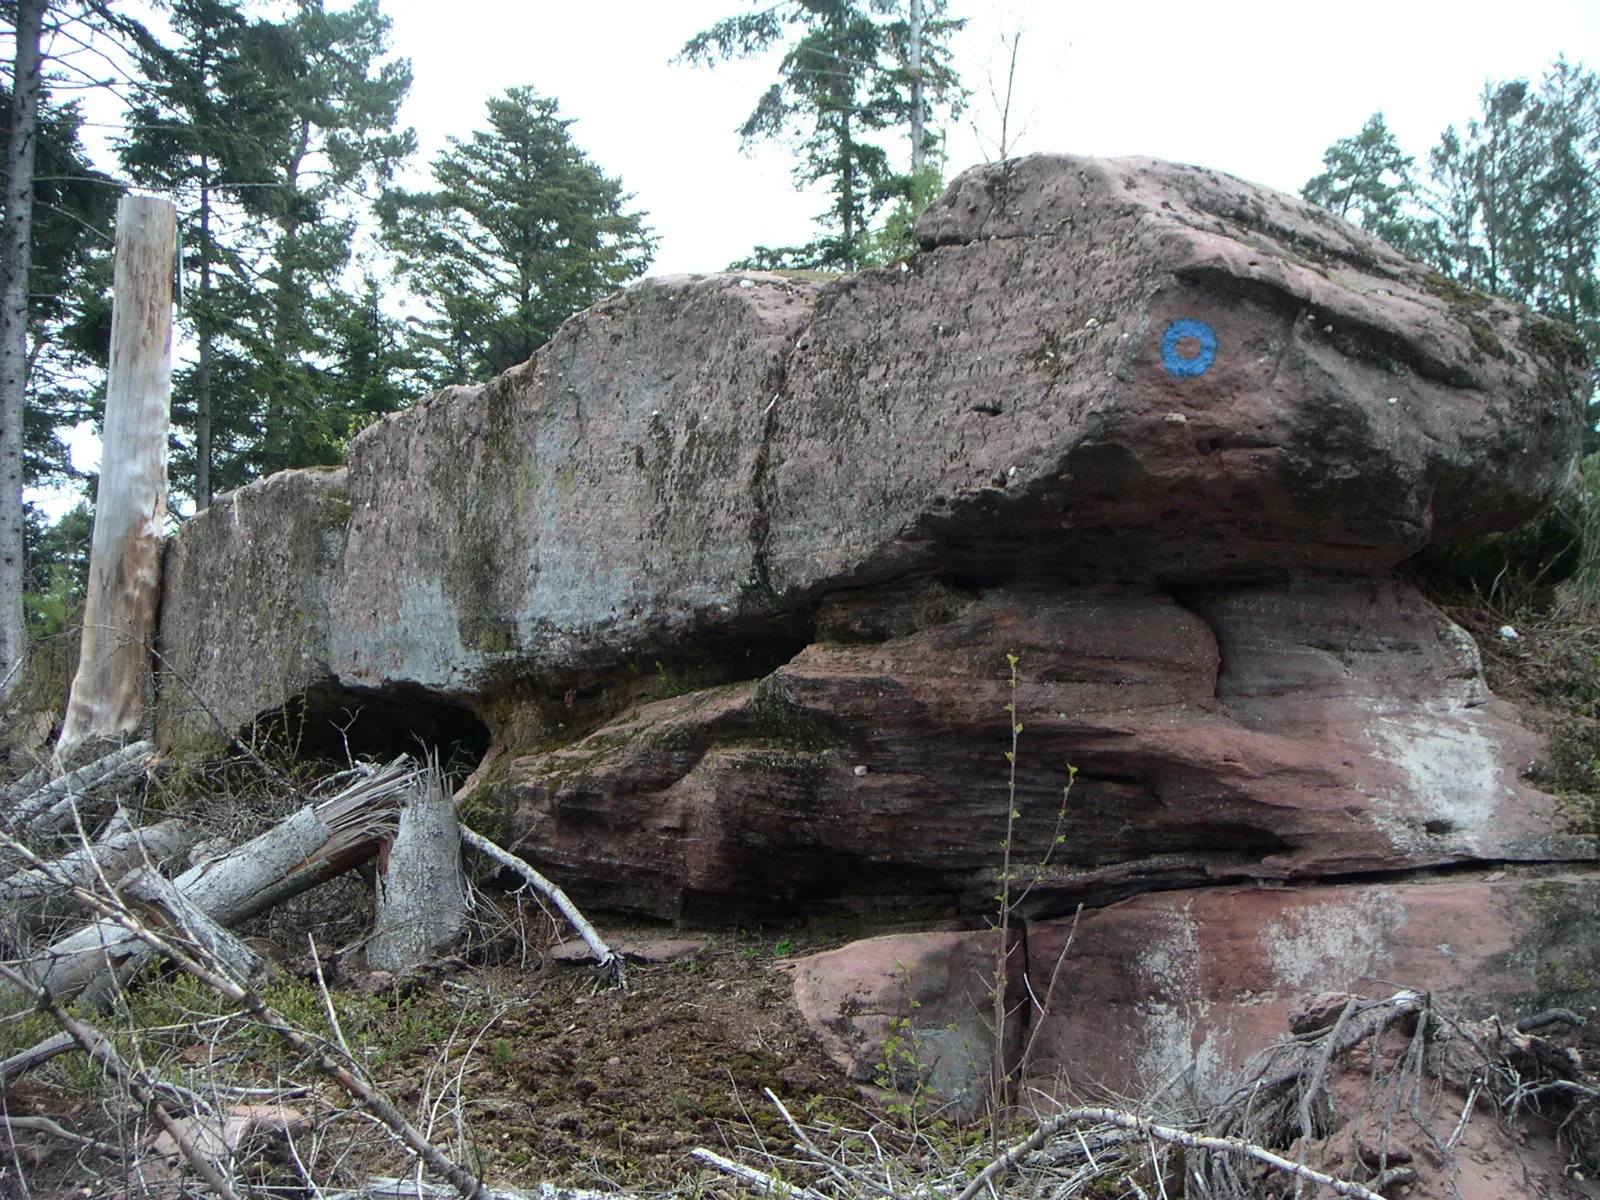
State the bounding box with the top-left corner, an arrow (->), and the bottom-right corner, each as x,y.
7,588 -> 1600,1197
0,876 -> 891,1198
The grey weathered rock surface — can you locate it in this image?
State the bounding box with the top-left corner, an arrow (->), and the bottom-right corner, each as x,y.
156,466 -> 348,751
329,274 -> 819,696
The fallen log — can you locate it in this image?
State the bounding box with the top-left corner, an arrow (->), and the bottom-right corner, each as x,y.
0,763 -> 48,806
326,1179 -> 625,1200
0,817 -> 196,909
1,757 -> 422,1004
121,866 -> 266,987
4,739 -> 156,837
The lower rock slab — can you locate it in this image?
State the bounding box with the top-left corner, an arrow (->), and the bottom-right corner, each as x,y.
791,873 -> 1600,1110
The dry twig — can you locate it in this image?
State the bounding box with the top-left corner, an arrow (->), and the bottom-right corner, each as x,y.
458,825 -> 622,982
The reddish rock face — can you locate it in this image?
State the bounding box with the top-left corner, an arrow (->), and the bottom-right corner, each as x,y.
1022,873 -> 1600,1102
497,577 -> 1590,921
786,929 -> 1024,1117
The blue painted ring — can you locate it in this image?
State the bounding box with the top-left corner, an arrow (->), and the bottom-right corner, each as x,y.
1161,319 -> 1218,378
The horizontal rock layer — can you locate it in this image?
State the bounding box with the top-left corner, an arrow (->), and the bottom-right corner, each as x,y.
791,871 -> 1600,1106
492,577 -> 1592,920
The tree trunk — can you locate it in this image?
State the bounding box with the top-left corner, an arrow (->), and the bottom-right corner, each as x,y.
909,0 -> 925,177
0,816 -> 195,909
840,108 -> 856,266
5,737 -> 154,833
368,770 -> 467,972
57,196 -> 176,759
195,174 -> 213,509
0,0 -> 45,704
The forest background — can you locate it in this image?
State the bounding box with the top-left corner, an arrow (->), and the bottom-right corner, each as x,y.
1,0 -> 1599,701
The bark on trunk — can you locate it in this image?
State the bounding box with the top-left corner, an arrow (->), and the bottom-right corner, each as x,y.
909,0 -> 925,177
120,864 -> 266,987
0,816 -> 195,920
0,0 -> 44,704
195,175 -> 213,509
57,196 -> 176,759
368,771 -> 467,973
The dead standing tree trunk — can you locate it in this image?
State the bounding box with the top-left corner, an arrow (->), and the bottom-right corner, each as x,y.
57,195 -> 175,761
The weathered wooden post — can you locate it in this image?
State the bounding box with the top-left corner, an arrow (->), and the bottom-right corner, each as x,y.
56,195 -> 175,761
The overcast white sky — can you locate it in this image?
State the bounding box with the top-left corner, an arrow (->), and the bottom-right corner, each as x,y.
380,0 -> 1600,277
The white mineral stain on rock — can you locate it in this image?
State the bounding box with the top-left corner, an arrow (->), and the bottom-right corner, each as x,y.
1261,889 -> 1406,990
1362,700 -> 1503,854
1137,1001 -> 1231,1100
1132,902 -> 1231,1096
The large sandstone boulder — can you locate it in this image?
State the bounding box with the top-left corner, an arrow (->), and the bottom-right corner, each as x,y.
157,153 -> 1586,723
329,274 -> 819,695
777,156 -> 1585,584
151,151 -> 1600,1126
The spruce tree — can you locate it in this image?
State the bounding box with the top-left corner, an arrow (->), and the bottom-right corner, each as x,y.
680,0 -> 962,270
1425,62 -> 1600,358
126,0 -> 413,502
227,0 -> 414,485
2,0 -> 134,697
380,87 -> 654,386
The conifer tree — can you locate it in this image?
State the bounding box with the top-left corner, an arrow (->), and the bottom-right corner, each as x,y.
380,87 -> 653,386
1302,112 -> 1426,255
1425,61 -> 1600,359
224,0 -> 414,486
122,0 -> 259,509
680,0 -> 962,270
124,0 -> 414,503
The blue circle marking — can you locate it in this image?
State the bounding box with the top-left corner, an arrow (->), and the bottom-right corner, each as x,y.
1161,319 -> 1218,378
